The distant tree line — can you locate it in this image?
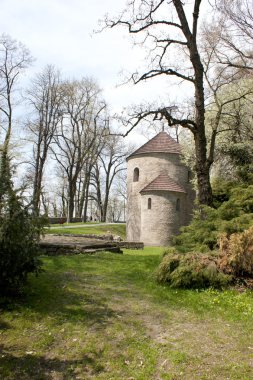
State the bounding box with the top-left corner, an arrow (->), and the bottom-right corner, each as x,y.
0,35 -> 129,223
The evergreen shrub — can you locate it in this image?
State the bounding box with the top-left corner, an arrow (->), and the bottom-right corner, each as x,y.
156,250 -> 231,289
156,181 -> 253,289
219,226 -> 253,276
0,152 -> 45,296
173,184 -> 253,253
0,193 -> 44,296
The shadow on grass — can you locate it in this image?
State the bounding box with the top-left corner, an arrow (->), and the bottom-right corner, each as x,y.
0,252 -> 221,323
0,319 -> 11,330
0,344 -> 104,380
25,271 -> 119,327
0,261 -> 121,329
2,252 -> 241,324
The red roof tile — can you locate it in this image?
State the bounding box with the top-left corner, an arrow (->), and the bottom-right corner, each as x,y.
127,132 -> 181,159
140,173 -> 186,194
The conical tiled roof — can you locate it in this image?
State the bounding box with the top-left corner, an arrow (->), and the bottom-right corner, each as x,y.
127,132 -> 181,159
140,173 -> 186,194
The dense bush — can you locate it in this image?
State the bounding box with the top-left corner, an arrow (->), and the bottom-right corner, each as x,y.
221,142 -> 253,184
219,226 -> 253,276
156,250 -> 232,289
0,153 -> 45,296
157,226 -> 253,289
156,139 -> 253,289
173,184 -> 253,253
0,193 -> 45,296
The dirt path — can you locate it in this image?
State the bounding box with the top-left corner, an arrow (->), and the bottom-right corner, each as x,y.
81,271 -> 253,380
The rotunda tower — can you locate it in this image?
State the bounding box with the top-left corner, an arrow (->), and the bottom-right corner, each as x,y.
126,131 -> 195,246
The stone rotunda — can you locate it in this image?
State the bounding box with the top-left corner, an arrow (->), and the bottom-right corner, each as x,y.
126,131 -> 195,246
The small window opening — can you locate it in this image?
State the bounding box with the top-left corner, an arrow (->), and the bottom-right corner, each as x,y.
176,198 -> 180,211
133,167 -> 139,182
148,198 -> 152,210
187,170 -> 191,182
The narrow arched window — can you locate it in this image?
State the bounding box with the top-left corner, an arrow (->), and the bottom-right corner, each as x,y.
148,198 -> 152,210
133,167 -> 139,182
176,198 -> 180,211
187,170 -> 191,182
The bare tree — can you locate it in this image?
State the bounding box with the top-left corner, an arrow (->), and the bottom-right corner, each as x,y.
51,78 -> 107,222
214,0 -> 253,70
53,166 -> 68,217
107,195 -> 126,222
104,0 -> 253,206
208,80 -> 253,180
112,170 -> 127,221
0,34 -> 32,153
200,24 -> 253,166
26,65 -> 63,214
0,34 -> 32,207
91,134 -> 127,222
75,149 -> 101,222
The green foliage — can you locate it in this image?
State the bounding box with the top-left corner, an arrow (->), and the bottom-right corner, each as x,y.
159,179 -> 253,289
156,251 -> 232,289
0,151 -> 12,203
158,180 -> 253,289
0,193 -> 45,296
212,179 -> 236,208
0,152 -> 45,296
173,205 -> 219,252
174,183 -> 253,253
221,142 -> 253,183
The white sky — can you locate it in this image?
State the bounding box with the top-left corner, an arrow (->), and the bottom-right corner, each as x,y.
1,0 -> 214,195
1,0 -> 166,114
1,0 -> 211,144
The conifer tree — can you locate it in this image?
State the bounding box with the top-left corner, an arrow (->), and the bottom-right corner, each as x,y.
0,151 -> 44,297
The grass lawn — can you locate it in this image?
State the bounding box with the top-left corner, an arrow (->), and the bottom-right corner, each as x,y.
0,247 -> 253,379
46,223 -> 126,240
49,222 -> 101,227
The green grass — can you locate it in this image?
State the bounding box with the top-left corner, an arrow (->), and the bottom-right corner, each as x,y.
1,247 -> 253,379
46,223 -> 126,239
49,221 -> 101,227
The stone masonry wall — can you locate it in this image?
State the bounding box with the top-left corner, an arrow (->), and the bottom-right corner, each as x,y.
140,191 -> 186,246
127,152 -> 195,245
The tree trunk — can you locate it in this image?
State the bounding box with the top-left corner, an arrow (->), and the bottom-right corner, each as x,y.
61,187 -> 67,217
102,186 -> 110,222
67,182 -> 76,223
193,74 -> 213,206
79,166 -> 92,221
82,180 -> 90,222
187,6 -> 213,206
194,131 -> 213,206
32,147 -> 45,215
